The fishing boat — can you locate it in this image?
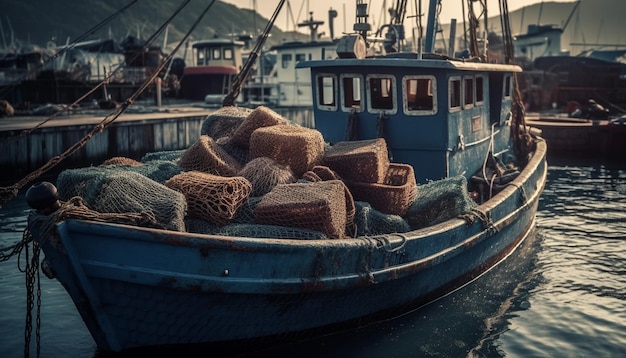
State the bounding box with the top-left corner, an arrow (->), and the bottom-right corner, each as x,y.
179,37 -> 246,103
22,0 -> 547,353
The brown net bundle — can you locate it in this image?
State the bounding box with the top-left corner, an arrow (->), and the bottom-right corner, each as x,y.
406,175 -> 477,230
231,106 -> 288,147
353,201 -> 411,236
308,165 -> 342,181
200,106 -> 253,139
215,136 -> 249,166
300,166 -> 355,237
301,171 -> 322,182
178,135 -> 242,176
249,125 -> 325,177
346,163 -> 417,216
91,171 -> 187,231
323,138 -> 390,183
185,219 -> 328,240
102,157 -> 142,166
255,180 -> 348,239
238,157 -> 297,196
165,171 -> 252,226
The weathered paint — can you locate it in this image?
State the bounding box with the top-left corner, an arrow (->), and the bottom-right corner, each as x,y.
29,140 -> 547,352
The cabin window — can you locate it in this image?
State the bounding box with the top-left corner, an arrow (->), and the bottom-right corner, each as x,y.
403,75 -> 436,115
224,48 -> 233,60
341,74 -> 363,111
197,49 -> 206,65
475,76 -> 484,105
316,74 -> 337,111
504,74 -> 512,98
367,75 -> 396,113
464,77 -> 474,108
282,54 -> 292,69
296,53 -> 306,62
449,77 -> 461,111
212,48 -> 221,60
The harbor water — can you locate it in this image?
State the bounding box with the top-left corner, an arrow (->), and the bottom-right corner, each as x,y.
1,156 -> 625,357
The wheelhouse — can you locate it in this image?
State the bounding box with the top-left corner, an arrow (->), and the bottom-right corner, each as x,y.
181,39 -> 245,101
298,56 -> 521,183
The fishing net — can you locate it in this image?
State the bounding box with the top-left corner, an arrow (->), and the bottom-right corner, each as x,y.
215,136 -> 249,165
231,105 -> 288,147
255,180 -> 349,239
238,157 -> 297,197
91,171 -> 187,231
323,138 -> 390,183
230,196 -> 263,224
200,106 -> 253,139
185,219 -> 328,240
165,171 -> 252,226
178,135 -> 242,176
299,167 -> 356,237
249,124 -> 325,177
101,157 -> 142,166
353,201 -> 411,236
405,175 -> 477,230
302,165 -> 343,182
346,163 -> 418,216
131,160 -> 183,183
57,166 -> 111,203
141,149 -> 185,163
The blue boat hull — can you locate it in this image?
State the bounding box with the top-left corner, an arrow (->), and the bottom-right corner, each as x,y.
30,140 -> 547,352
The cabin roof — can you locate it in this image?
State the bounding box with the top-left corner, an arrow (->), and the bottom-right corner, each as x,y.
192,39 -> 245,48
269,40 -> 337,51
297,57 -> 522,73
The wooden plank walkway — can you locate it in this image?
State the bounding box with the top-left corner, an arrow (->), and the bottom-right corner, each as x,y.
0,106 -> 215,183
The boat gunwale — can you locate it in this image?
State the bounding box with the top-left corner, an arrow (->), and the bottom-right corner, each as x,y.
51,140 -> 546,295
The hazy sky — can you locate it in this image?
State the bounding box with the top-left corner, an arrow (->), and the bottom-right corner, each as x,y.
222,0 -> 576,34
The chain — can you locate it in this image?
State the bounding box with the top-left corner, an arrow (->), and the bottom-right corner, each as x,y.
22,228 -> 42,358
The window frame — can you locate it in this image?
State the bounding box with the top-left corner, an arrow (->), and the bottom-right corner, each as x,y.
340,73 -> 364,112
224,48 -> 233,60
281,53 -> 293,69
503,74 -> 513,99
449,76 -> 462,112
366,74 -> 397,114
316,73 -> 338,111
475,75 -> 485,106
212,48 -> 222,60
463,75 -> 475,109
402,75 -> 437,116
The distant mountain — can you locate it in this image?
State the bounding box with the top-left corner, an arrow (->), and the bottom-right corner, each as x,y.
1,0 -> 623,56
0,0 -> 308,52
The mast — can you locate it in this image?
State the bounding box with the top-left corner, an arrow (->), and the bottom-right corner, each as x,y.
424,0 -> 439,53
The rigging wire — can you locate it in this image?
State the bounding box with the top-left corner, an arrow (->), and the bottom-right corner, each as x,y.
223,0 -> 286,107
0,0 -> 218,208
0,0 -> 139,101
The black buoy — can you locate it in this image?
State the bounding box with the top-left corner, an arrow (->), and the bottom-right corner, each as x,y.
26,182 -> 60,214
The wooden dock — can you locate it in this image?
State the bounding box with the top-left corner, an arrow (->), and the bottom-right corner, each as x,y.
0,106 -> 215,183
0,104 -> 315,183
